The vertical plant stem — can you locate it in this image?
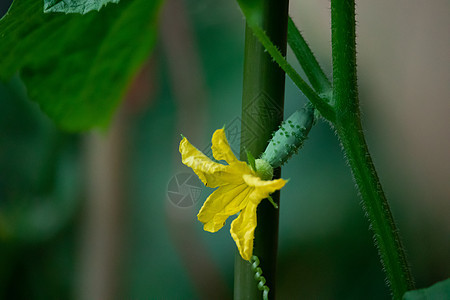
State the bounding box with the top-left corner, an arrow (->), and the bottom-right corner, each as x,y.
331,0 -> 414,298
235,0 -> 289,299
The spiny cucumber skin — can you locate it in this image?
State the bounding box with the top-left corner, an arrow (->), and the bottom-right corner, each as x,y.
261,107 -> 314,168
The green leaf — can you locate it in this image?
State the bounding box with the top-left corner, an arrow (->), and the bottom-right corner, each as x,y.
0,0 -> 162,131
403,278 -> 450,300
44,0 -> 119,14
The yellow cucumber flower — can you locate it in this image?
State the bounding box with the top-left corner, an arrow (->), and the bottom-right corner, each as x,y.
179,128 -> 287,261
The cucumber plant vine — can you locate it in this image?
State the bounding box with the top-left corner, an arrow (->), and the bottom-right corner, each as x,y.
235,0 -> 415,298
3,0 -> 441,299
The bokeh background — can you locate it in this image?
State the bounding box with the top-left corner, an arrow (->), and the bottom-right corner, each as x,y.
0,0 -> 449,299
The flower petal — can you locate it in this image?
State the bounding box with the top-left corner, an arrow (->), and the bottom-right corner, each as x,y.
180,137 -> 241,188
198,184 -> 252,232
243,174 -> 287,204
230,201 -> 258,261
211,129 -> 251,173
211,128 -> 238,164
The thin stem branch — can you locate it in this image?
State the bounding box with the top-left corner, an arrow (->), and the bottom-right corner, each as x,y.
287,17 -> 331,96
247,23 -> 335,122
331,0 -> 414,298
237,1 -> 335,122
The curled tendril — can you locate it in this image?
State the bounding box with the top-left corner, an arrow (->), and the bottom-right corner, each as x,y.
251,255 -> 270,300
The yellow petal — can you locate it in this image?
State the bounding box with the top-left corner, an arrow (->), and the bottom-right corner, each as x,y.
198,183 -> 252,232
243,174 -> 287,204
211,129 -> 251,174
211,128 -> 238,164
180,137 -> 241,188
230,201 -> 258,261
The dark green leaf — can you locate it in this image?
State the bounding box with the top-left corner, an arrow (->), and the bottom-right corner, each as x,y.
403,278 -> 450,300
44,0 -> 119,14
0,0 -> 162,131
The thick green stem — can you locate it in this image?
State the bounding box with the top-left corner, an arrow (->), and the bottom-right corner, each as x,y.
235,0 -> 289,299
331,0 -> 414,298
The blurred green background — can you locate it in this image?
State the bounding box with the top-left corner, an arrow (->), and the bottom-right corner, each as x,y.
0,0 -> 449,299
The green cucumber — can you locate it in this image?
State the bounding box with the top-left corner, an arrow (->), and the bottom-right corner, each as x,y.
261,106 -> 314,168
